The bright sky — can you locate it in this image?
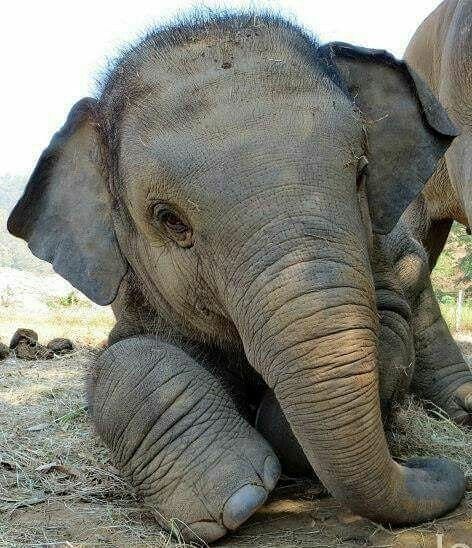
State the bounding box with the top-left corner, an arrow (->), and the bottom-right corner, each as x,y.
1,0 -> 442,176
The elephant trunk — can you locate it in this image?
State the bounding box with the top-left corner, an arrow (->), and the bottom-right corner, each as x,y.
227,233 -> 464,524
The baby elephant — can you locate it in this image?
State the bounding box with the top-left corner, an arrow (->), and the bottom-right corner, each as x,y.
9,9 -> 471,544
88,219 -> 468,544
89,337 -> 281,543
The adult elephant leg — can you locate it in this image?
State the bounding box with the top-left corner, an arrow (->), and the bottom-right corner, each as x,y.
445,132 -> 472,229
423,218 -> 453,271
391,226 -> 472,424
89,337 -> 280,543
410,281 -> 472,424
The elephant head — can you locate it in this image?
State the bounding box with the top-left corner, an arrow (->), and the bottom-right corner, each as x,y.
8,15 -> 463,524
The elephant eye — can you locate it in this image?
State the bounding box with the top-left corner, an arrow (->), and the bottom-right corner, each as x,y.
159,210 -> 187,232
153,205 -> 193,247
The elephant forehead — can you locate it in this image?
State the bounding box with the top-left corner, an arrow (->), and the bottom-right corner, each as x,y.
120,101 -> 360,198
118,51 -> 353,136
119,118 -> 362,239
119,81 -> 361,176
110,17 -> 358,143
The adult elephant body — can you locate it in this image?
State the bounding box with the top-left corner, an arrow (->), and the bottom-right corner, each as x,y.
405,0 -> 472,262
7,13 -> 469,542
395,0 -> 472,423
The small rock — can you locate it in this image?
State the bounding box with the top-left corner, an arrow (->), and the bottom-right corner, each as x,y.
10,328 -> 39,349
15,340 -> 54,360
0,342 -> 10,360
46,337 -> 74,354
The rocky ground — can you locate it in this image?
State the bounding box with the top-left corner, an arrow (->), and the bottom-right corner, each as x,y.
1,338 -> 472,547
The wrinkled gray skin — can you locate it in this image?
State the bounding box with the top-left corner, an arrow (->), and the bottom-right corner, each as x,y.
8,14 -> 471,543
405,0 -> 472,240
397,0 -> 472,421
88,337 -> 281,541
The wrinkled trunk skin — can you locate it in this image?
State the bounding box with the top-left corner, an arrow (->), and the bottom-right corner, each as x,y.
224,223 -> 465,524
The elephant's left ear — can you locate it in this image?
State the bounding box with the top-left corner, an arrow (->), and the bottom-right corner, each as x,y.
321,42 -> 459,234
7,98 -> 127,305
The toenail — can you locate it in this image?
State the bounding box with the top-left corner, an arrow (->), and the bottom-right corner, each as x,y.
188,521 -> 227,543
222,484 -> 267,530
263,454 -> 281,490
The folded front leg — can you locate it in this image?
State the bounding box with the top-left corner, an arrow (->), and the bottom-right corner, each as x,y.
88,337 -> 280,543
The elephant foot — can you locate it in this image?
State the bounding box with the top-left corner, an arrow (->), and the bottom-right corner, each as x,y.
416,370 -> 472,425
256,389 -> 314,478
441,380 -> 472,425
89,337 -> 281,544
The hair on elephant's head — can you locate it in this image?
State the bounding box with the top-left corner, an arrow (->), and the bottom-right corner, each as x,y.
9,13 -> 462,525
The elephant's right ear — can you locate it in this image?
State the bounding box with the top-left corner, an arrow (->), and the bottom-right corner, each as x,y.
7,98 -> 127,305
320,42 -> 458,234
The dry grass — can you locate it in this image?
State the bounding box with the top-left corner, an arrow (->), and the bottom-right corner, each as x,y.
389,398 -> 472,482
0,343 -> 472,547
0,350 -> 180,547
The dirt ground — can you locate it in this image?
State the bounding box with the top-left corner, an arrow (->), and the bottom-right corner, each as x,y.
1,340 -> 472,547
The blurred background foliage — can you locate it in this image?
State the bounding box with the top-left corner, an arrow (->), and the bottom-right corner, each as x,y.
432,222 -> 472,296
432,222 -> 472,331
